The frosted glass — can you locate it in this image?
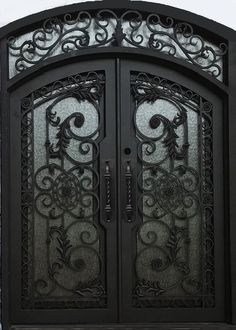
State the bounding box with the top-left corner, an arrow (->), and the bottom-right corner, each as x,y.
133,74 -> 214,308
21,74 -> 106,309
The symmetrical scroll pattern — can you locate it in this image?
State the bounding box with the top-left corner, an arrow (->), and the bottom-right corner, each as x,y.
21,71 -> 107,309
8,9 -> 227,80
131,73 -> 214,308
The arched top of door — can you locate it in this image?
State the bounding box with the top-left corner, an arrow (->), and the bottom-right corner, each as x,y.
0,0 -> 235,87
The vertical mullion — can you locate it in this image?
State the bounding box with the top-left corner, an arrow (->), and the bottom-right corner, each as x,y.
228,41 -> 236,324
198,96 -> 205,307
1,37 -> 10,330
116,57 -> 122,322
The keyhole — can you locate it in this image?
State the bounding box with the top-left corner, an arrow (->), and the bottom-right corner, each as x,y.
124,147 -> 131,155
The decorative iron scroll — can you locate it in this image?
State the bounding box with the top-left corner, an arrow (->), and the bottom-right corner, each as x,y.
131,72 -> 214,308
8,9 -> 227,80
21,71 -> 107,309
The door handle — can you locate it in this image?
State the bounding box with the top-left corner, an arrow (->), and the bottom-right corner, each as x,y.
125,161 -> 133,223
104,161 -> 112,222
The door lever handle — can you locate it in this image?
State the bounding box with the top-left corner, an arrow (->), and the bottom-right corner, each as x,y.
125,161 -> 133,223
104,161 -> 112,222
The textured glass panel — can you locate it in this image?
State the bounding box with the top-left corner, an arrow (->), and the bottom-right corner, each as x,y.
131,72 -> 214,308
8,10 -> 227,80
21,71 -> 106,309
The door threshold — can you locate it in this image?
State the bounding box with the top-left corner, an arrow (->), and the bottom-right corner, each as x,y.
10,323 -> 236,330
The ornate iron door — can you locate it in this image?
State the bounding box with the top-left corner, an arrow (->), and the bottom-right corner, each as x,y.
9,60 -> 118,324
119,60 -> 225,323
2,1 -> 236,328
8,57 -> 225,325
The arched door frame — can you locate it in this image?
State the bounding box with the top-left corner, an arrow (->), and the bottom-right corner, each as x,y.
1,1 -> 236,329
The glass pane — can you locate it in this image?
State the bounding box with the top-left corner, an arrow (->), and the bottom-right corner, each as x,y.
21,71 -> 107,309
131,72 -> 214,308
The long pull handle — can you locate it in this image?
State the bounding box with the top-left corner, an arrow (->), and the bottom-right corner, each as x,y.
104,161 -> 112,223
125,161 -> 133,223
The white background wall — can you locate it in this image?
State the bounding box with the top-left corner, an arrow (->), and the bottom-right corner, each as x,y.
0,0 -> 235,30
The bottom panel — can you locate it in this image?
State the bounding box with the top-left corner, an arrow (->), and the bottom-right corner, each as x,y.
10,323 -> 236,330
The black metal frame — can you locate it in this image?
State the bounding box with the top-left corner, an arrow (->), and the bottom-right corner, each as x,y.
1,0 -> 236,329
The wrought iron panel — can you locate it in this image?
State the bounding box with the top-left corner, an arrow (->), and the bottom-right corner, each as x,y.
130,72 -> 214,308
21,71 -> 107,310
8,9 -> 227,80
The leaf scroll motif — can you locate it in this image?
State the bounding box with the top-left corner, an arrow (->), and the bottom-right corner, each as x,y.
48,226 -> 73,264
132,77 -> 191,163
45,81 -> 103,164
48,112 -> 85,159
133,279 -> 165,297
149,112 -> 189,160
35,224 -> 105,299
74,279 -> 105,297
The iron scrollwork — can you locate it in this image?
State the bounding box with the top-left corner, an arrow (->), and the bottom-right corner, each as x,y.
131,72 -> 214,308
8,9 -> 227,80
34,164 -> 100,220
21,71 -> 107,309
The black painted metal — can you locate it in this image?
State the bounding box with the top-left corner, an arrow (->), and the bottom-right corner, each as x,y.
0,1 -> 236,330
119,60 -> 225,323
6,10 -> 227,80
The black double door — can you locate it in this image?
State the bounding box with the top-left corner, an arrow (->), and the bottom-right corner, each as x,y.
10,58 -> 225,325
